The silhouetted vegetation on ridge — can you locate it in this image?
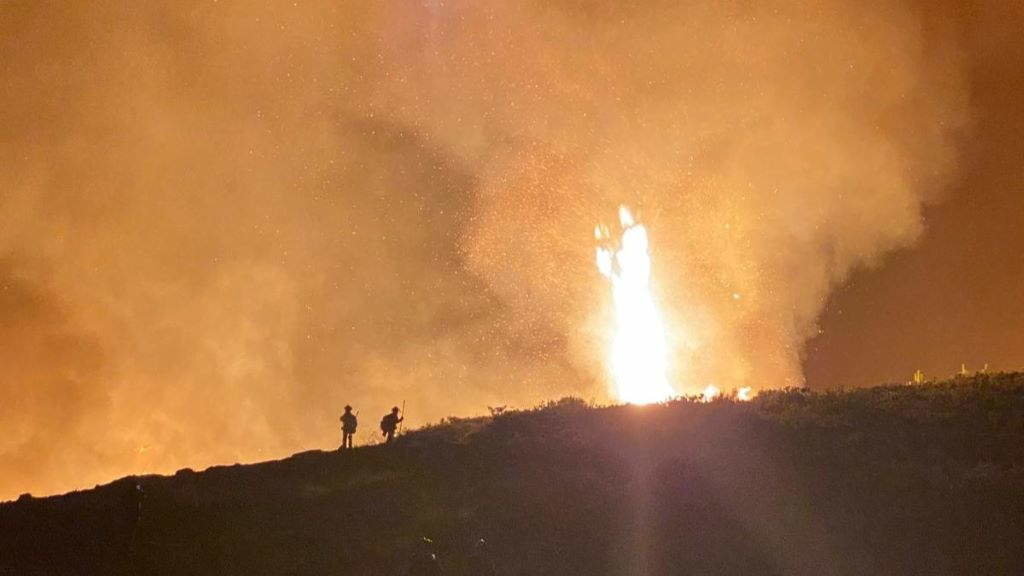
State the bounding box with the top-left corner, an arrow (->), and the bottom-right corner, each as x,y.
2,373 -> 1023,575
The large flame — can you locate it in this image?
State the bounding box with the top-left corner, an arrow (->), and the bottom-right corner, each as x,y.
596,206 -> 677,404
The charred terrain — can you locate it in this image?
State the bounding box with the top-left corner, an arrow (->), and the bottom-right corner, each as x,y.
2,373 -> 1023,575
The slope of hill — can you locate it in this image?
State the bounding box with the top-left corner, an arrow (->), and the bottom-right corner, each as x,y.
2,373 -> 1023,575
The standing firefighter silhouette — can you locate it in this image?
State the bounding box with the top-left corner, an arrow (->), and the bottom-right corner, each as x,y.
380,406 -> 403,444
339,405 -> 357,450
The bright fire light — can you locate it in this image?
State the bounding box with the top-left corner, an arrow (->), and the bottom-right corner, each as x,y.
596,206 -> 676,404
701,385 -> 721,402
737,386 -> 753,401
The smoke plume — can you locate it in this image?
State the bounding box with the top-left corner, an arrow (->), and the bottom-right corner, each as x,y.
0,0 -> 969,499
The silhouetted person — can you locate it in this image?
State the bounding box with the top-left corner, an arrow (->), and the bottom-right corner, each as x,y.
381,406 -> 403,443
340,405 -> 357,450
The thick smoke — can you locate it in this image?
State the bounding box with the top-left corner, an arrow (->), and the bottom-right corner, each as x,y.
0,0 -> 968,499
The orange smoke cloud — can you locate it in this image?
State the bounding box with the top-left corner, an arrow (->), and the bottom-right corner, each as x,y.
0,0 -> 971,500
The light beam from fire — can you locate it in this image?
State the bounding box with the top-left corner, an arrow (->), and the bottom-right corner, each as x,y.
596,206 -> 677,404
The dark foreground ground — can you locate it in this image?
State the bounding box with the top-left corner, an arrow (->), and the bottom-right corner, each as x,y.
2,373 -> 1023,576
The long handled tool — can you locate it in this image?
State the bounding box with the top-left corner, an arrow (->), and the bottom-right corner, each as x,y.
397,400 -> 406,436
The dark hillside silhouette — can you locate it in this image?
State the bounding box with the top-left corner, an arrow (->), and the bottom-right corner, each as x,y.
2,373 -> 1023,575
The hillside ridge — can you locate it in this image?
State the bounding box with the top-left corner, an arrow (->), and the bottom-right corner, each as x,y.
2,373 -> 1023,575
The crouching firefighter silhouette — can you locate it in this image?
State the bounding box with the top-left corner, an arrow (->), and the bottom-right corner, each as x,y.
381,406 -> 403,443
340,405 -> 357,450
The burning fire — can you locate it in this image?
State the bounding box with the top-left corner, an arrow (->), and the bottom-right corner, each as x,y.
701,385 -> 721,402
596,206 -> 677,404
700,385 -> 753,402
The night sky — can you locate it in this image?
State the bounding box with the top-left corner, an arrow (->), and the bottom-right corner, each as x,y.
1,1 -> 1021,500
